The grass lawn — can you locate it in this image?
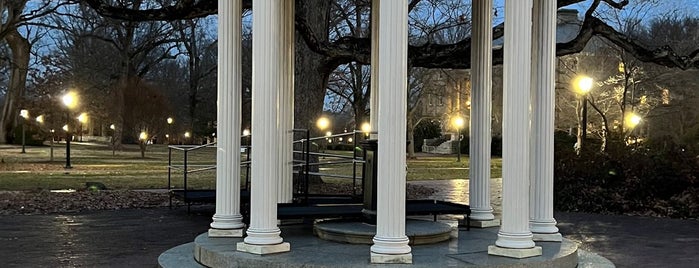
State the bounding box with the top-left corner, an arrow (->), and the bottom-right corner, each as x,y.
0,143 -> 502,191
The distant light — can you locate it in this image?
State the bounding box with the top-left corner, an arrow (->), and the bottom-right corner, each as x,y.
167,117 -> 173,124
325,131 -> 332,137
242,129 -> 250,136
62,91 -> 78,109
19,109 -> 29,119
625,112 -> 642,128
184,131 -> 191,138
109,124 -> 115,130
36,115 -> 44,123
575,76 -> 594,94
347,137 -> 353,143
77,112 -> 88,123
317,117 -> 330,130
139,131 -> 148,141
361,122 -> 371,133
62,124 -> 69,131
50,129 -> 55,133
454,117 -> 465,128
165,134 -> 169,138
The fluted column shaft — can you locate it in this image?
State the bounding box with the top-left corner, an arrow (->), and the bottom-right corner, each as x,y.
244,0 -> 284,246
210,0 -> 245,234
369,0 -> 379,138
495,0 -> 536,250
277,0 -> 295,204
469,0 -> 495,222
370,0 -> 411,263
530,0 -> 561,240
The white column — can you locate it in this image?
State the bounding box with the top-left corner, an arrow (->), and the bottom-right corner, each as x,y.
370,0 -> 411,264
368,0 -> 379,139
238,0 -> 290,255
209,0 -> 245,238
277,0 -> 295,204
468,0 -> 499,228
530,0 -> 562,242
488,0 -> 542,259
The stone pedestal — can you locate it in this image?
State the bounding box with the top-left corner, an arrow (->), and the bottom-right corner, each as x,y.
488,245 -> 543,259
236,242 -> 290,255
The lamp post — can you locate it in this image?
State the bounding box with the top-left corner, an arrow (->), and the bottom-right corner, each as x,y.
360,122 -> 371,139
317,117 -> 330,153
575,76 -> 593,151
19,109 -> 29,153
77,112 -> 87,142
36,115 -> 49,160
625,112 -> 642,132
109,124 -> 116,155
49,129 -> 55,161
453,116 -> 465,162
184,131 -> 191,144
166,117 -> 173,144
139,131 -> 148,158
62,91 -> 78,169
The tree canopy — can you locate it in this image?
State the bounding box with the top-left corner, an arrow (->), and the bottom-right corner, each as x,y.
81,0 -> 699,70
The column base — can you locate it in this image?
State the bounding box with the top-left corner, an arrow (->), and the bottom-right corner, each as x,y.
533,232 -> 562,242
208,228 -> 244,238
370,252 -> 413,264
488,245 -> 542,259
468,218 -> 501,228
236,242 -> 290,255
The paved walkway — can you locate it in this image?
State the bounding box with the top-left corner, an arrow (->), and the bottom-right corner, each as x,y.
0,180 -> 698,267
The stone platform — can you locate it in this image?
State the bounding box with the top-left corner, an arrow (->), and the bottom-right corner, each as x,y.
158,223 -> 606,268
314,219 -> 453,245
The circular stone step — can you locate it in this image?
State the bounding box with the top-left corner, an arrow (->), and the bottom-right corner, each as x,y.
314,219 -> 453,245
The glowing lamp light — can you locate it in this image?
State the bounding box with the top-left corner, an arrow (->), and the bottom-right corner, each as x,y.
167,117 -> 173,124
20,109 -> 29,119
139,131 -> 148,141
36,115 -> 44,123
62,91 -> 78,109
110,124 -> 115,130
325,131 -> 332,137
317,117 -> 329,130
62,124 -> 69,131
184,131 -> 191,138
625,113 -> 642,128
361,122 -> 371,134
454,117 -> 465,128
242,129 -> 250,136
576,76 -> 594,94
77,112 -> 88,123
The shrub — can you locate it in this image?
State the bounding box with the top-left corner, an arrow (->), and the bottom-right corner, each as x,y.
554,137 -> 698,218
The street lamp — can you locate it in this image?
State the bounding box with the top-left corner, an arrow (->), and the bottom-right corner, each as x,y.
625,112 -> 642,129
19,109 -> 29,153
166,117 -> 173,144
453,116 -> 465,162
139,131 -> 148,158
574,75 -> 593,151
77,112 -> 87,142
110,124 -> 116,155
316,117 -> 329,132
360,122 -> 371,138
184,131 -> 191,144
62,91 -> 78,169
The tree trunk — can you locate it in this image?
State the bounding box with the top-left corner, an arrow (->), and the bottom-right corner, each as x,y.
294,0 -> 333,135
294,0 -> 338,185
0,29 -> 30,144
407,114 -> 416,159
